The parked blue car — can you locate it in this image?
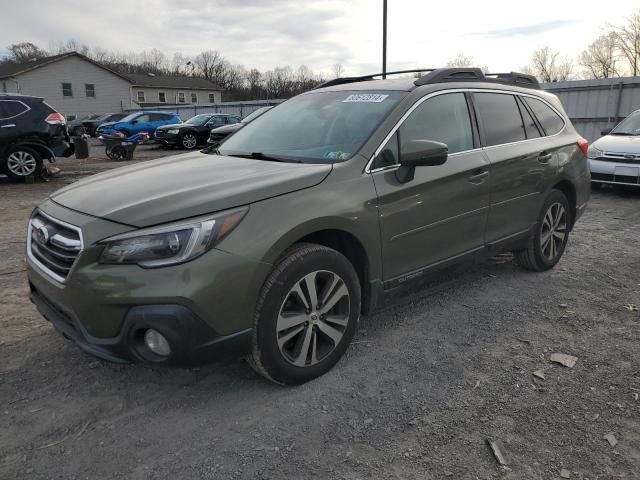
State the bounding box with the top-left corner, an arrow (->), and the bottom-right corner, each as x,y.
96,111 -> 181,137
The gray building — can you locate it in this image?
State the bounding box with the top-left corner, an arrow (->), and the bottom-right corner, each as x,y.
0,52 -> 222,118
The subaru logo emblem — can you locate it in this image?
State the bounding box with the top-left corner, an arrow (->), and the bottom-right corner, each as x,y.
35,226 -> 50,245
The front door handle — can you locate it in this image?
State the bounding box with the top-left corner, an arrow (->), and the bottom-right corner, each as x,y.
538,151 -> 553,163
468,170 -> 489,184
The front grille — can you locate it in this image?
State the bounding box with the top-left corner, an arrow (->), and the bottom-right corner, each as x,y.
28,211 -> 82,282
601,152 -> 640,164
591,172 -> 639,185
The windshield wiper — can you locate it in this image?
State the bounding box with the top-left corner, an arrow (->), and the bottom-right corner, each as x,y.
230,152 -> 303,163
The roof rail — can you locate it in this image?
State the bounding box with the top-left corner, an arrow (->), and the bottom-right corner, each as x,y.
315,69 -> 435,89
484,72 -> 540,89
315,68 -> 540,90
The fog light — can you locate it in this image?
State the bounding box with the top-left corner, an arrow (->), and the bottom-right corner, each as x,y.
144,329 -> 171,356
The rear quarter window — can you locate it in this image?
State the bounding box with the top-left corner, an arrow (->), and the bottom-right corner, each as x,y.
0,100 -> 30,120
523,97 -> 565,135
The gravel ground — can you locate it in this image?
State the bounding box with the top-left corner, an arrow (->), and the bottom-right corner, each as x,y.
0,151 -> 639,479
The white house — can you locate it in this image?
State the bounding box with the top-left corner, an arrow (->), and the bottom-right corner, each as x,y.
0,52 -> 223,117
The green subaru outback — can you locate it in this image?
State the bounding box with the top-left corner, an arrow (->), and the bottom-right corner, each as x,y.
27,68 -> 590,384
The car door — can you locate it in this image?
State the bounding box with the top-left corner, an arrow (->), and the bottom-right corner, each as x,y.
473,92 -> 558,242
131,113 -> 151,134
371,91 -> 491,282
0,100 -> 29,150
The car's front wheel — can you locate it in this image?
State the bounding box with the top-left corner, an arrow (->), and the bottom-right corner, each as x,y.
4,146 -> 43,179
250,243 -> 361,385
180,132 -> 198,149
514,189 -> 571,271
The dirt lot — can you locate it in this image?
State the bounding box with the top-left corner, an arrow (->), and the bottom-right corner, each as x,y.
1,150 -> 639,479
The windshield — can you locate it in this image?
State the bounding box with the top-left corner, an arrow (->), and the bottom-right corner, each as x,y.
185,114 -> 212,126
612,111 -> 640,135
241,106 -> 272,124
118,112 -> 140,123
218,91 -> 405,163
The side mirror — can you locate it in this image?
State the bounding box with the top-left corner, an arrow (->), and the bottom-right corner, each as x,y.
396,139 -> 448,183
601,127 -> 612,136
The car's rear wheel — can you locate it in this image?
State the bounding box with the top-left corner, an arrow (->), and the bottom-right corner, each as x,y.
514,189 -> 571,271
4,146 -> 43,179
180,132 -> 198,149
250,243 -> 361,385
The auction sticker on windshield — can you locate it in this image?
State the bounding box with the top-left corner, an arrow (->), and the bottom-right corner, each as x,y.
343,94 -> 389,103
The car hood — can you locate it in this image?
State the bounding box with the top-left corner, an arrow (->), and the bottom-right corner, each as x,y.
593,134 -> 640,154
50,152 -> 332,227
210,123 -> 242,134
156,123 -> 185,130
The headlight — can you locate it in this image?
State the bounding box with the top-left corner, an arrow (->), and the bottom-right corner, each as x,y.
98,207 -> 248,267
587,145 -> 603,159
167,129 -> 179,134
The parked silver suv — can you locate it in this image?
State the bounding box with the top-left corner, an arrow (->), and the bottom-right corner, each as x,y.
589,110 -> 640,186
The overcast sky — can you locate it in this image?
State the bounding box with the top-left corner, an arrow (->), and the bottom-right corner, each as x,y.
0,0 -> 638,75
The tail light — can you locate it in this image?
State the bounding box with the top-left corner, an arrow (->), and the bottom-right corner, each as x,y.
577,138 -> 589,158
45,112 -> 66,125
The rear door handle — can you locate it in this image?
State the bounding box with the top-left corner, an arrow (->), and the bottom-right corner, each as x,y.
538,151 -> 553,163
468,170 -> 489,184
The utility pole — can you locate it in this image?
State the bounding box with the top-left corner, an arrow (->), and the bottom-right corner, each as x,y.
382,0 -> 387,79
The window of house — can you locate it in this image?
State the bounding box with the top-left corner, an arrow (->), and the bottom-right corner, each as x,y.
208,93 -> 216,104
85,84 -> 95,98
191,92 -> 198,104
523,97 -> 565,136
62,83 -> 73,97
137,91 -> 145,103
158,92 -> 166,103
178,92 -> 185,103
475,93 -> 526,146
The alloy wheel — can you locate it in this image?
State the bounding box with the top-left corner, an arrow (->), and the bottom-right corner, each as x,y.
540,202 -> 567,261
7,151 -> 37,176
276,270 -> 350,367
182,134 -> 197,149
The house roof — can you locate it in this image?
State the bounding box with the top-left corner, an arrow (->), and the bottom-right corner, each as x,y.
125,73 -> 221,91
0,52 -> 222,90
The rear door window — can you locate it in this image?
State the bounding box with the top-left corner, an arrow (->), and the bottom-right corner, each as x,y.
523,97 -> 565,135
475,93 -> 525,146
0,100 -> 29,120
516,97 -> 542,139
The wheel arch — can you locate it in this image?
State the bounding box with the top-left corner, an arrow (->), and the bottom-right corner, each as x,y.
265,223 -> 380,315
7,141 -> 54,162
551,179 -> 577,229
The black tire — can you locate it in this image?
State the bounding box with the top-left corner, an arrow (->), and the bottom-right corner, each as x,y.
180,132 -> 198,149
3,146 -> 43,179
250,243 -> 361,385
109,145 -> 128,161
514,189 -> 571,271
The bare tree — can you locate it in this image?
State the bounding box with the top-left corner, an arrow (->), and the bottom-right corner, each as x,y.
524,46 -> 574,82
6,42 -> 48,62
446,53 -> 488,73
331,63 -> 345,78
611,10 -> 640,76
580,33 -> 620,78
194,50 -> 224,80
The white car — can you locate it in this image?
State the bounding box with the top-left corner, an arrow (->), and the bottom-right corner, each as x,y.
588,110 -> 640,187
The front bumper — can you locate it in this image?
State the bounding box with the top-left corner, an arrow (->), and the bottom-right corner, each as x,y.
30,285 -> 252,365
589,159 -> 640,186
26,203 -> 272,366
156,132 -> 179,146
